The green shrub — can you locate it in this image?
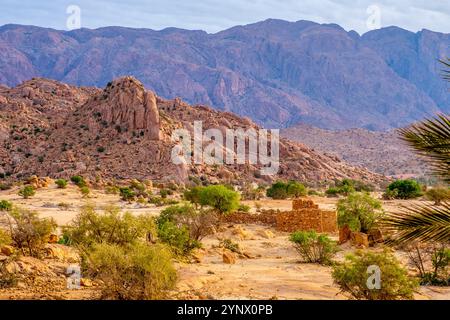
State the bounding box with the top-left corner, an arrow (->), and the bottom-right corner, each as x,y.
199,185 -> 240,214
386,179 -> 422,199
129,180 -> 148,197
382,188 -> 398,200
289,230 -> 337,265
425,187 -> 450,205
238,204 -> 251,213
7,207 -> 56,256
266,181 -> 288,199
70,175 -> 86,187
156,220 -> 200,255
79,186 -> 90,198
266,181 -> 307,199
183,186 -> 204,207
55,179 -> 68,189
337,192 -> 384,233
159,189 -> 172,198
286,181 -> 307,197
105,185 -> 120,195
332,250 -> 418,300
119,187 -> 136,202
325,187 -> 340,197
63,205 -> 156,250
0,200 -> 12,211
18,186 -> 35,199
86,242 -> 177,300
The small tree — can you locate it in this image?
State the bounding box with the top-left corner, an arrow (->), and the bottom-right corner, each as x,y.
86,242 -> 177,300
183,186 -> 204,208
386,179 -> 422,199
332,249 -> 418,300
289,230 -> 337,265
55,179 -> 68,189
119,187 -> 136,202
63,205 -> 156,250
18,186 -> 35,199
425,187 -> 450,205
286,181 -> 307,198
266,181 -> 288,199
7,207 -> 56,256
337,192 -> 384,233
199,185 -> 240,214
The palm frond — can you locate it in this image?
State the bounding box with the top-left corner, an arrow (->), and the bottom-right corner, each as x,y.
399,114 -> 450,182
383,202 -> 450,244
440,58 -> 450,82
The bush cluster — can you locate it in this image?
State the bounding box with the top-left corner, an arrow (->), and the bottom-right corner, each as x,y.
266,181 -> 307,199
289,230 -> 337,265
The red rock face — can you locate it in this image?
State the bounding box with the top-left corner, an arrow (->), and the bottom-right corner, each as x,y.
0,76 -> 386,185
86,77 -> 160,140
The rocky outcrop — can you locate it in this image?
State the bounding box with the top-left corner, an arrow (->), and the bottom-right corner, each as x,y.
0,77 -> 385,184
87,77 -> 160,140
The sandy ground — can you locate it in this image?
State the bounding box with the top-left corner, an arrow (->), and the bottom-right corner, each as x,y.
0,186 -> 449,300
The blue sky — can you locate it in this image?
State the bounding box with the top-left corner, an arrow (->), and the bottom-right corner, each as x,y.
0,0 -> 449,34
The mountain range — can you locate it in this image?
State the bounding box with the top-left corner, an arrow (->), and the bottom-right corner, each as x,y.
0,20 -> 448,131
0,77 -> 383,184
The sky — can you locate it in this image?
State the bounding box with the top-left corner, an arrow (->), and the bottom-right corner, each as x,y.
0,0 -> 449,34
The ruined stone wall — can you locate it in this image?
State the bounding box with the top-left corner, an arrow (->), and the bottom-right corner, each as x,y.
224,198 -> 337,234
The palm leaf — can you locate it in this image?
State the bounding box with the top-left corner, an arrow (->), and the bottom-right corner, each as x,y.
440,58 -> 450,81
383,202 -> 450,244
398,114 -> 450,183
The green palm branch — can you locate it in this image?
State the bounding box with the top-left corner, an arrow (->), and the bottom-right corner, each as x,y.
398,114 -> 450,183
384,58 -> 450,244
384,203 -> 450,244
440,58 -> 450,81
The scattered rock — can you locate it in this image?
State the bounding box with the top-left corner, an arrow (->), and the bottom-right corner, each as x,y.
368,228 -> 383,245
339,225 -> 352,244
222,250 -> 236,264
1,245 -> 14,256
351,231 -> 369,248
80,278 -> 93,287
257,229 -> 274,239
48,234 -> 58,244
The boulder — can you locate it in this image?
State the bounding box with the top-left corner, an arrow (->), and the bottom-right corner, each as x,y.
1,245 -> 14,256
222,250 -> 236,264
339,225 -> 352,244
48,234 -> 58,244
351,231 -> 369,248
368,228 -> 383,245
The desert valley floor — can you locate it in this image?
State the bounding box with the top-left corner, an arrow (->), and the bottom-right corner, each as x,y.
0,185 -> 448,300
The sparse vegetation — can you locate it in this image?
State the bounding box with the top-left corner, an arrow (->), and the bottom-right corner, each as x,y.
425,187 -> 450,205
55,179 -> 68,189
71,175 -> 86,187
119,187 -> 136,202
79,186 -> 90,198
332,250 -> 418,300
266,181 -> 307,199
86,242 -> 177,300
406,243 -> 449,286
63,205 -> 156,250
6,207 -> 56,257
18,186 -> 36,199
289,230 -> 337,265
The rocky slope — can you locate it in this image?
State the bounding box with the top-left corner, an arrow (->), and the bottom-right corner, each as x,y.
0,21 -> 448,130
0,77 -> 384,185
282,124 -> 428,178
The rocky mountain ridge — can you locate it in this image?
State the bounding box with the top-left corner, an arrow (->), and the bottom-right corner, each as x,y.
0,77 -> 385,185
